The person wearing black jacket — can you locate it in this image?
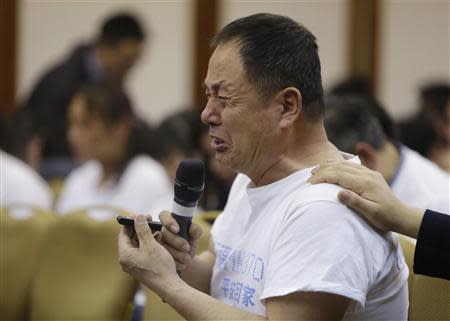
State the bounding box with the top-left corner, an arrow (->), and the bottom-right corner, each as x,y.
20,13 -> 145,177
309,161 -> 450,281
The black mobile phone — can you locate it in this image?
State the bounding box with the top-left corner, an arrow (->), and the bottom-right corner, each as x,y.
116,216 -> 162,233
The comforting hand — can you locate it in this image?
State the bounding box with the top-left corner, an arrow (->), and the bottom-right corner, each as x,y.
118,214 -> 179,291
308,161 -> 423,238
159,211 -> 203,272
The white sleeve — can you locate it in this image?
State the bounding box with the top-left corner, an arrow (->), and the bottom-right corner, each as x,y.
260,201 -> 387,308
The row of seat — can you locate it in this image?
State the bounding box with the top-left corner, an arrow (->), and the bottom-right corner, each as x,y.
399,237 -> 450,320
1,205 -> 217,321
2,206 -> 449,320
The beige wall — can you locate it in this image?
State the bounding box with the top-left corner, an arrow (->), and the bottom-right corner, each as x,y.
219,0 -> 350,89
18,0 -> 194,124
378,0 -> 450,120
17,1 -> 349,125
21,1 -> 446,124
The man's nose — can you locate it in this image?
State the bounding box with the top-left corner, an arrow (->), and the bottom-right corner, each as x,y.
201,99 -> 221,125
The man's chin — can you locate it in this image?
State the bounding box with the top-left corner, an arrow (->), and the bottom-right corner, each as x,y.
214,151 -> 238,171
214,151 -> 230,165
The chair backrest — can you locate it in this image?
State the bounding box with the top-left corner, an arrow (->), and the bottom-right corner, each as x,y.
142,213 -> 216,320
29,210 -> 137,321
409,274 -> 450,321
399,234 -> 450,321
0,206 -> 55,321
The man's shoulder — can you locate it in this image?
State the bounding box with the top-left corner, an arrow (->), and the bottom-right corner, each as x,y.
31,44 -> 89,90
230,171 -> 348,211
295,181 -> 343,204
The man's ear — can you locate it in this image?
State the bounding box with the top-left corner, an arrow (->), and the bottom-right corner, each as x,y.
355,142 -> 378,170
276,87 -> 302,128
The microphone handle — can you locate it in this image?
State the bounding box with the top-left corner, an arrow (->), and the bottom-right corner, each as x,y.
172,213 -> 192,241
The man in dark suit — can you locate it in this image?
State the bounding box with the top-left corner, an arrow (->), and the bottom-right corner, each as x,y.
20,13 -> 145,178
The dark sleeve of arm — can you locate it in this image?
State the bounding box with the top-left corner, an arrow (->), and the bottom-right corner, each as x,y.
413,209 -> 450,280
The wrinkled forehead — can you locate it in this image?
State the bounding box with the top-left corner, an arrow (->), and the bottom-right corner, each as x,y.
205,41 -> 246,90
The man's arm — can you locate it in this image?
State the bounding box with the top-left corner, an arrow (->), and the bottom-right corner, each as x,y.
159,278 -> 349,321
118,215 -> 350,321
178,239 -> 216,293
158,211 -> 215,293
266,292 -> 349,321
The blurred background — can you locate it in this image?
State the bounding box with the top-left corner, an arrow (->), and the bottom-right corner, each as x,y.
1,0 -> 448,123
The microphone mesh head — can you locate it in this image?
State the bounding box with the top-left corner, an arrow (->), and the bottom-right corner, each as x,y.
174,159 -> 205,206
175,159 -> 205,188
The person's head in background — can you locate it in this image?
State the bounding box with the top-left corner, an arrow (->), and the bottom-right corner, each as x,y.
94,13 -> 145,82
330,76 -> 399,141
6,109 -> 43,170
325,95 -> 401,183
155,110 -> 204,183
202,13 -> 325,178
419,83 -> 450,172
68,83 -> 156,180
420,83 -> 450,141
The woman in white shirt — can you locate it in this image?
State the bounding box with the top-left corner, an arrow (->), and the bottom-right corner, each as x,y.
56,83 -> 172,219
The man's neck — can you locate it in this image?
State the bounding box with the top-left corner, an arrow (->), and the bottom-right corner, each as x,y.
250,123 -> 343,187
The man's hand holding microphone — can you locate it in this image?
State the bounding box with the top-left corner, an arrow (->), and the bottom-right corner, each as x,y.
118,159 -> 205,293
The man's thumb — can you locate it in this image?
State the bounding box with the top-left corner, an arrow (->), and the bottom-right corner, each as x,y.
134,215 -> 153,248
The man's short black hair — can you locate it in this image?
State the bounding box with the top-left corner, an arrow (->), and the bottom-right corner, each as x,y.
325,95 -> 386,154
212,13 -> 324,121
99,13 -> 145,45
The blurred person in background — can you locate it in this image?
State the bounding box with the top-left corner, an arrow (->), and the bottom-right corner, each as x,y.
154,110 -> 203,183
19,13 -> 146,178
0,114 -> 53,216
400,83 -> 450,173
330,76 -> 399,141
325,95 -> 449,215
56,83 -> 171,219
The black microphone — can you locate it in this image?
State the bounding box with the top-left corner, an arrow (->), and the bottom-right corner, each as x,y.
172,159 -> 205,241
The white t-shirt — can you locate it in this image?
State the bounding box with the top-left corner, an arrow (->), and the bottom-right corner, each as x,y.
391,146 -> 449,214
210,158 -> 409,320
56,155 -> 172,220
0,150 -> 53,217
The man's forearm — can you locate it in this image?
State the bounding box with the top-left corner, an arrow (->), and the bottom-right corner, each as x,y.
179,251 -> 215,294
154,277 -> 265,321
